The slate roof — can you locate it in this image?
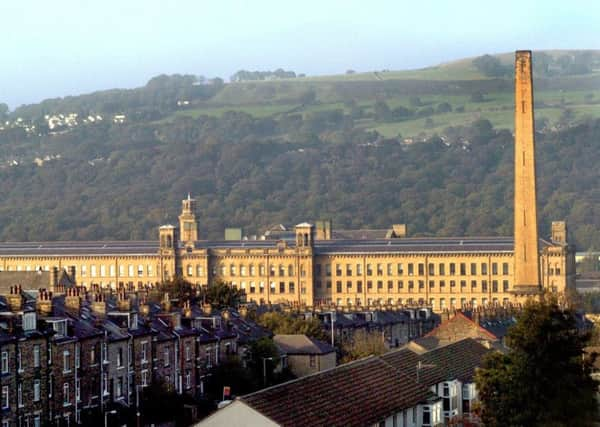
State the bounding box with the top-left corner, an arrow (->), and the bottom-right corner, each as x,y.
241,356 -> 436,427
332,229 -> 390,240
273,335 -> 335,355
0,270 -> 74,293
0,236 -> 555,256
0,241 -> 158,256
460,311 -> 516,339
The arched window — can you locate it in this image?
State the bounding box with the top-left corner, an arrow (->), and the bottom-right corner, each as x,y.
166,235 -> 172,248
288,265 -> 294,276
249,264 -> 255,276
279,265 -> 285,276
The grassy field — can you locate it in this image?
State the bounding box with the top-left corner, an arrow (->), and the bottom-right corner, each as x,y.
163,49 -> 600,138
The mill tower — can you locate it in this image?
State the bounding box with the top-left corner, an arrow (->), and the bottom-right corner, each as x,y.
179,193 -> 199,244
513,50 -> 540,292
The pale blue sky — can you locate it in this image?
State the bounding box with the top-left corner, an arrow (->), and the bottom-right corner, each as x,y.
1,0 -> 598,108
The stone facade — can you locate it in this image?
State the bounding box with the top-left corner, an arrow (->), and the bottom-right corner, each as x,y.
285,353 -> 336,378
0,216 -> 575,313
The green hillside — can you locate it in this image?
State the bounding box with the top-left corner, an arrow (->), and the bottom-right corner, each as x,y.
1,50 -> 600,250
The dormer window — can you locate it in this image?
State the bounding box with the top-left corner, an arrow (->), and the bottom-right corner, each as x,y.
22,312 -> 36,331
129,313 -> 138,329
49,320 -> 67,337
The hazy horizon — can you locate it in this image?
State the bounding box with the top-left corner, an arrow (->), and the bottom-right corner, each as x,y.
1,0 -> 599,109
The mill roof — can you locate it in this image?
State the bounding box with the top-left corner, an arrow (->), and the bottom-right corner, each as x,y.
0,236 -> 555,256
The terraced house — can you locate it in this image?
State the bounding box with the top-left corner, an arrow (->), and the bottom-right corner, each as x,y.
0,286 -> 262,427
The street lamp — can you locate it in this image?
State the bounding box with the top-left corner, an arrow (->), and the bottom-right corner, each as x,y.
323,311 -> 335,346
136,385 -> 142,427
104,409 -> 117,427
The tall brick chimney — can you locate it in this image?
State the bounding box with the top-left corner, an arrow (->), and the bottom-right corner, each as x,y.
513,50 -> 541,293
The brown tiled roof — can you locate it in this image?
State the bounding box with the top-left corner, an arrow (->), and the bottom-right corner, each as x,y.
241,356 -> 434,427
409,336 -> 443,352
420,338 -> 491,382
381,348 -> 448,385
382,338 -> 491,385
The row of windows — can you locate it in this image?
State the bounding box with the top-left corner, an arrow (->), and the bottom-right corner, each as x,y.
1,345 -> 43,374
81,264 -> 155,278
2,380 -> 43,410
0,264 -> 158,277
315,262 -> 511,277
323,296 -> 512,308
1,341 -> 222,375
212,264 -> 308,278
315,279 -> 511,293
0,262 -> 564,279
229,281 -> 307,295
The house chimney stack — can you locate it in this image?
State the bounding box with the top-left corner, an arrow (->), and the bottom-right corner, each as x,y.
7,285 -> 23,311
91,292 -> 106,317
65,287 -> 81,312
117,291 -> 131,312
36,289 -> 53,316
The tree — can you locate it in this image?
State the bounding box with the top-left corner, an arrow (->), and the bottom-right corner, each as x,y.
141,379 -> 198,425
470,92 -> 485,102
472,54 -> 507,77
248,337 -> 282,386
436,102 -> 452,113
409,96 -> 422,107
298,89 -> 317,105
207,357 -> 260,397
373,100 -> 392,122
475,296 -> 597,427
0,103 -> 8,121
200,280 -> 246,309
161,276 -> 195,306
339,329 -> 386,363
258,312 -> 328,342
